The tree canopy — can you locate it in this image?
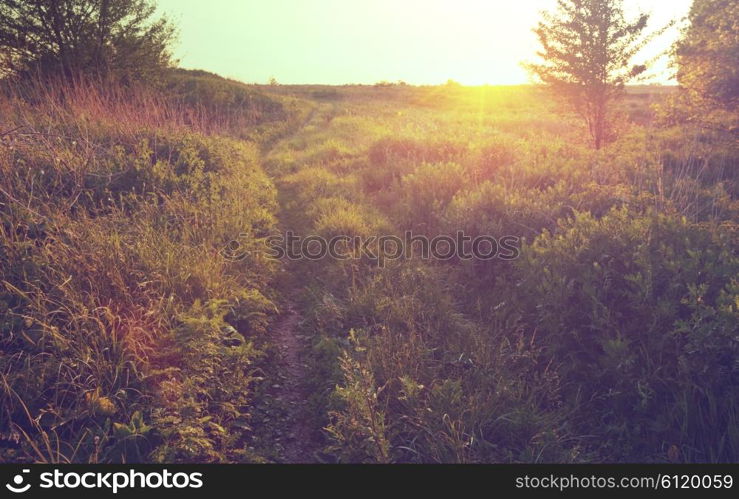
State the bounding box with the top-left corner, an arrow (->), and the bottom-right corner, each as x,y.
527,0 -> 660,149
676,0 -> 738,118
0,0 -> 176,82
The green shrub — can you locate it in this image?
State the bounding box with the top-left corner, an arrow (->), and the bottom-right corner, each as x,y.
394,162 -> 469,232
518,208 -> 738,461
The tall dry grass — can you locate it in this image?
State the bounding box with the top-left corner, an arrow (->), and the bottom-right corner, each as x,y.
0,74 -> 281,463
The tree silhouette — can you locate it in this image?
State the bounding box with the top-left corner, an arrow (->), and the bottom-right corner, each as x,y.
676,0 -> 738,123
527,0 -> 660,149
0,0 -> 175,82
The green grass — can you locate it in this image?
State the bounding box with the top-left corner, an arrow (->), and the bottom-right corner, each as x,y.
1,79 -> 736,463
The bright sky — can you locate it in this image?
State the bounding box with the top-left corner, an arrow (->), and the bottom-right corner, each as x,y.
156,0 -> 692,85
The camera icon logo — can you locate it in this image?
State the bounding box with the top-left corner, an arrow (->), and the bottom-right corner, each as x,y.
6,469 -> 31,493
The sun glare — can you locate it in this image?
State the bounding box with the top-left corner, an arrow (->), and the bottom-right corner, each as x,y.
156,0 -> 689,86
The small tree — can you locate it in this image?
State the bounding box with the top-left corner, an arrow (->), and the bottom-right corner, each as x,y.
0,0 -> 176,83
527,0 -> 660,149
675,0 -> 738,118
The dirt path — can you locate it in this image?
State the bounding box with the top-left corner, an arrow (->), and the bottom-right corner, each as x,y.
249,101 -> 336,462
267,304 -> 315,463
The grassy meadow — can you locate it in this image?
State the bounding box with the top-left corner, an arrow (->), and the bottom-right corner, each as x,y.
266,83 -> 738,463
1,74 -> 736,463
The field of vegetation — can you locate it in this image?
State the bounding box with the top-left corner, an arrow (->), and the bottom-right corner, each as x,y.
0,0 -> 736,464
2,78 -> 736,463
265,83 -> 737,463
